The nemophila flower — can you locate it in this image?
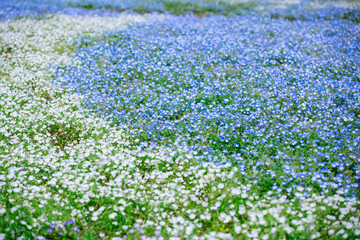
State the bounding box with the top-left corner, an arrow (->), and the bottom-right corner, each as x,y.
0,0 -> 146,21
55,9 -> 360,200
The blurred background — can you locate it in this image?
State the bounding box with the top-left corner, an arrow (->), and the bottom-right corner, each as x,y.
1,0 -> 359,21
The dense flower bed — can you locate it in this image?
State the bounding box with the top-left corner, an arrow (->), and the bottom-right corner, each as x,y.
2,0 -> 360,21
55,12 -> 360,200
1,1 -> 360,240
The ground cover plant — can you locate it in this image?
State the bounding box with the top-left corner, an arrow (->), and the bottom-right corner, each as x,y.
1,0 -> 360,239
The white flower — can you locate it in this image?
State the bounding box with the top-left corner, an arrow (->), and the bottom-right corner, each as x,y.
231,187 -> 241,195
248,229 -> 259,238
326,215 -> 336,220
238,205 -> 246,215
99,233 -> 105,238
11,206 -> 20,213
109,212 -> 117,220
234,225 -> 241,234
278,216 -> 286,224
310,232 -> 320,239
343,221 -> 353,229
202,202 -> 208,207
0,209 -> 6,215
97,206 -> 106,213
223,215 -> 232,224
284,225 -> 294,234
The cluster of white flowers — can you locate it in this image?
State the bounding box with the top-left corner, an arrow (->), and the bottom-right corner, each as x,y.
0,10 -> 360,240
307,0 -> 360,10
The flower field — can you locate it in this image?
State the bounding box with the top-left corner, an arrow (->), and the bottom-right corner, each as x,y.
1,0 -> 360,239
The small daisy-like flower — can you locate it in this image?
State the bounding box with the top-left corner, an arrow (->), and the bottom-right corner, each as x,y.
109,212 -> 117,219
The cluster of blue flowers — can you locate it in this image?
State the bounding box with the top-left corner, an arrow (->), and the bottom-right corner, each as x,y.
2,0 -> 360,22
55,9 -> 360,200
0,0 -> 255,20
46,219 -> 80,239
0,0 -> 150,20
